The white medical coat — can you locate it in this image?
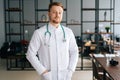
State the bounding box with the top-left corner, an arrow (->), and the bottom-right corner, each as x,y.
26,23 -> 78,80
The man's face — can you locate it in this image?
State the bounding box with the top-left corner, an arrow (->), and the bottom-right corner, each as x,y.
48,5 -> 63,24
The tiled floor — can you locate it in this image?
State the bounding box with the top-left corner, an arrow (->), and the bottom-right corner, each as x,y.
0,58 -> 92,80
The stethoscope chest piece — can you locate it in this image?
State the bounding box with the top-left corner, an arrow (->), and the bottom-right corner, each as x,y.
63,38 -> 66,42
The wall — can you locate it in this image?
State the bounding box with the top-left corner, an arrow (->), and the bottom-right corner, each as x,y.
3,0 -> 120,42
23,0 -> 81,36
68,0 -> 120,37
0,0 -> 5,48
67,0 -> 81,36
114,0 -> 120,36
23,0 -> 35,40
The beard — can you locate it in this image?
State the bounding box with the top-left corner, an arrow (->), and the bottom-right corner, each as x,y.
50,17 -> 62,24
52,19 -> 61,24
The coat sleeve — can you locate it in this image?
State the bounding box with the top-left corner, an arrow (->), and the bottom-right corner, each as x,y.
68,30 -> 79,72
26,30 -> 46,75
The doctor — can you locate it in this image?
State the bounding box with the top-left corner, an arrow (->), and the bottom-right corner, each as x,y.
26,2 -> 78,80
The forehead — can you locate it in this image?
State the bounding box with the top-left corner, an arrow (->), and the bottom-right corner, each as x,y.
50,5 -> 63,12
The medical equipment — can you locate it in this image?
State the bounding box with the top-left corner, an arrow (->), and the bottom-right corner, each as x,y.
44,24 -> 66,46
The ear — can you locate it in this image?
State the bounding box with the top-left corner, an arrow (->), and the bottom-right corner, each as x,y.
48,12 -> 50,16
47,12 -> 50,20
46,13 -> 49,21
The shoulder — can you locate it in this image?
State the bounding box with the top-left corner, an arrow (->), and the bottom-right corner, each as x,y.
36,25 -> 46,31
34,25 -> 46,33
32,25 -> 47,37
62,25 -> 73,34
62,25 -> 72,31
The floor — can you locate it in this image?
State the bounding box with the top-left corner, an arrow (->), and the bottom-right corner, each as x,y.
0,57 -> 92,80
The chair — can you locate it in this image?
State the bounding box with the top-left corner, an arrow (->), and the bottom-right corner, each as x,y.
92,59 -> 111,80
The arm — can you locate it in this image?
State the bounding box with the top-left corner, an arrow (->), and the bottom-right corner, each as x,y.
26,30 -> 46,75
68,31 -> 79,72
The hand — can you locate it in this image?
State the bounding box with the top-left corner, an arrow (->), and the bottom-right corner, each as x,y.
42,70 -> 51,80
42,70 -> 49,75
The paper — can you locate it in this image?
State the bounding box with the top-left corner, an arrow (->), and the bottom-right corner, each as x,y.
94,54 -> 117,57
94,54 -> 104,57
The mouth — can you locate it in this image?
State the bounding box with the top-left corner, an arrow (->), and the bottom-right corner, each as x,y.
55,17 -> 59,19
54,17 -> 60,21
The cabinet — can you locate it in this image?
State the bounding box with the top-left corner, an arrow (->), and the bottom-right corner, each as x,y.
4,0 -> 23,42
4,0 -> 36,47
80,0 -> 115,70
4,0 -> 33,70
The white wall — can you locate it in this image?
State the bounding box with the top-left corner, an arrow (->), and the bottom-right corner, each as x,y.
0,0 -> 5,48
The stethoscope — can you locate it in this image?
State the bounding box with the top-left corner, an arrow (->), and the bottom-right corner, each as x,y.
44,24 -> 66,46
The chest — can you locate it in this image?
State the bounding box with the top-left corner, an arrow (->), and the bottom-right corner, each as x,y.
43,29 -> 70,47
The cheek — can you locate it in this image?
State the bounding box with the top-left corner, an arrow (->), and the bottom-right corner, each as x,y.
60,15 -> 63,19
49,13 -> 55,18
48,14 -> 53,20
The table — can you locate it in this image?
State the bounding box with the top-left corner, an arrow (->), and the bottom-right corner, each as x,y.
91,54 -> 120,80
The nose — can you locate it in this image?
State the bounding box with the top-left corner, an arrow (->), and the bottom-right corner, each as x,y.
56,12 -> 59,17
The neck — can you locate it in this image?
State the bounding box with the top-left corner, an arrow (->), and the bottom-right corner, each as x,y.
50,22 -> 60,28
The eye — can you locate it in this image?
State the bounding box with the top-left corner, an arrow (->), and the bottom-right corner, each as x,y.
53,11 -> 56,14
50,11 -> 55,14
59,12 -> 61,14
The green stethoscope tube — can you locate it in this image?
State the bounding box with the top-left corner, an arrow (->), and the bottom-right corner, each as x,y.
44,24 -> 66,42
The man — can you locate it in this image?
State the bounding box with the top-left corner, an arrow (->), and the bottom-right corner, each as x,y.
26,2 -> 78,80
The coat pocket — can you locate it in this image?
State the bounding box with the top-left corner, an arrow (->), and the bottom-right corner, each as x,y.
42,71 -> 52,80
59,69 -> 72,80
65,70 -> 73,80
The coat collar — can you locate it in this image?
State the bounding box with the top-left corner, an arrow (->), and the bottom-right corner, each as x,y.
48,23 -> 61,31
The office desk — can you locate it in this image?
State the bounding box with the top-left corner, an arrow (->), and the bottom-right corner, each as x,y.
91,54 -> 120,80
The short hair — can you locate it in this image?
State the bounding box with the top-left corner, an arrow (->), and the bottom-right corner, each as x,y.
48,2 -> 64,12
